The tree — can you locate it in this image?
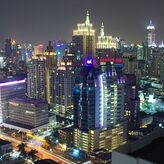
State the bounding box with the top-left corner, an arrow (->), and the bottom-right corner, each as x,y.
28,149 -> 37,161
17,143 -> 27,157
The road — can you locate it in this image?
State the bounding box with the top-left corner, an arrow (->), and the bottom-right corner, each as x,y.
0,134 -> 75,164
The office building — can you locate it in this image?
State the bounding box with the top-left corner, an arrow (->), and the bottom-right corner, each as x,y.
73,57 -> 127,153
8,97 -> 48,128
72,11 -> 95,58
0,77 -> 26,123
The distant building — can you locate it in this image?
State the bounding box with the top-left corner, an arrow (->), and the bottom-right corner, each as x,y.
97,23 -> 119,49
0,77 -> 26,123
146,20 -> 156,47
72,11 -> 95,58
8,97 -> 48,128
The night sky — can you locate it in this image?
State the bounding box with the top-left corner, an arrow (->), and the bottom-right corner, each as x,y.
0,0 -> 164,47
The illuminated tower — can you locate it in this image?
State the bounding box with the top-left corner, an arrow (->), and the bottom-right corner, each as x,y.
73,58 -> 127,152
97,23 -> 119,49
28,42 -> 56,105
146,20 -> 156,47
44,41 -> 57,106
27,55 -> 47,100
72,11 -> 95,58
55,54 -> 74,116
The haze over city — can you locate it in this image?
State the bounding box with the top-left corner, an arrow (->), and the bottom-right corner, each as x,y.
0,0 -> 164,46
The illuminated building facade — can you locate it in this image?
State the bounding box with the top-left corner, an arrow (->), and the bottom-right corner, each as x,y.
73,58 -> 127,152
97,23 -> 119,49
147,20 -> 156,47
72,11 -> 95,58
8,97 -> 48,127
27,55 -> 47,100
55,54 -> 74,116
44,41 -> 56,106
28,42 -> 56,106
55,41 -> 68,66
0,78 -> 26,123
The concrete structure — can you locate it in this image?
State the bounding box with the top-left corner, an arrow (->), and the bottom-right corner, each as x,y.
8,97 -> 48,128
0,78 -> 26,123
112,127 -> 164,164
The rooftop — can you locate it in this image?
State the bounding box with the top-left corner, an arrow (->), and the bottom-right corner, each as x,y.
0,75 -> 26,84
130,137 -> 164,164
9,96 -> 47,106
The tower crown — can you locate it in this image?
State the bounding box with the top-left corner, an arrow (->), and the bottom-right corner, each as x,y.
147,20 -> 155,30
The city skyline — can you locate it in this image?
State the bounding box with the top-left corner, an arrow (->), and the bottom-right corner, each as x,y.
0,0 -> 164,47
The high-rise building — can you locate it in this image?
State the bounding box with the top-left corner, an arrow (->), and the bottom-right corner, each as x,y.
124,74 -> 140,130
97,23 -> 119,50
146,20 -> 156,47
44,41 -> 56,106
27,55 -> 46,100
55,41 -> 68,66
8,97 -> 48,128
73,57 -> 127,152
0,77 -> 26,123
27,42 -> 56,106
55,54 -> 75,116
72,11 -> 95,58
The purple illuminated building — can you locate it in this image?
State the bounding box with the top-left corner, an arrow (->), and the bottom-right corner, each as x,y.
0,78 -> 26,123
73,58 -> 127,153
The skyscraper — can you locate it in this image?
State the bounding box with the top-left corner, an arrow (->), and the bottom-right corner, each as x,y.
124,74 -> 140,130
73,57 -> 127,152
146,20 -> 156,47
55,54 -> 74,116
27,42 -> 56,106
72,11 -> 95,58
27,55 -> 47,100
97,23 -> 119,49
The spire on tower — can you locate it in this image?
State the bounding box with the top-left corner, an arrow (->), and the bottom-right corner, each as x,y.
85,11 -> 90,25
147,20 -> 155,30
100,22 -> 105,36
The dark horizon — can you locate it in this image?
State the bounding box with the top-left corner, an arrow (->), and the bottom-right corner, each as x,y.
0,0 -> 164,47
